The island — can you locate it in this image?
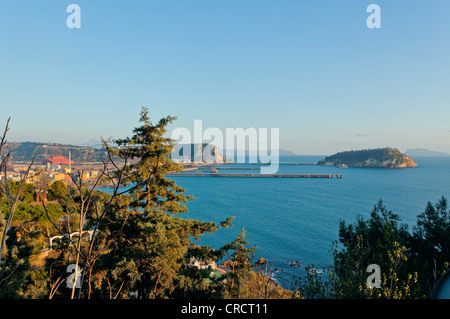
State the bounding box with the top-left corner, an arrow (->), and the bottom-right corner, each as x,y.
317,147 -> 417,168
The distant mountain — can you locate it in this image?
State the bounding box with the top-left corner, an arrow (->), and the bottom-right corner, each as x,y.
405,148 -> 450,157
80,138 -> 104,149
318,148 -> 417,168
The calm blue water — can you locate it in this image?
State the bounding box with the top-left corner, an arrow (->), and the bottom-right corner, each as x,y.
168,156 -> 450,288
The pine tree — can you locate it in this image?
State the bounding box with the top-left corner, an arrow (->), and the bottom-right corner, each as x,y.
91,108 -> 233,298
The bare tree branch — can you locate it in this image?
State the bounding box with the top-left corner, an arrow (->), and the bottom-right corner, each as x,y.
0,154 -> 36,268
41,197 -> 86,260
76,143 -> 131,298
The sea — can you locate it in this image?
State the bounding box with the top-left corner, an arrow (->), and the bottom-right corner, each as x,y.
99,156 -> 450,289
166,156 -> 450,289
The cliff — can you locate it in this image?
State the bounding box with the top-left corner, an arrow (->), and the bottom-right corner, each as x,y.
317,148 -> 417,168
170,143 -> 225,164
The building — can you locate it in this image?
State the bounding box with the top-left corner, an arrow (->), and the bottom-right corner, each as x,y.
50,172 -> 71,182
41,155 -> 74,165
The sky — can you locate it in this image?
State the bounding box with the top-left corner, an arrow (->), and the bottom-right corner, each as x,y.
1,1 -> 450,155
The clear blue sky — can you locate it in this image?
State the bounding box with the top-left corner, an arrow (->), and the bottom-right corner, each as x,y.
1,1 -> 449,155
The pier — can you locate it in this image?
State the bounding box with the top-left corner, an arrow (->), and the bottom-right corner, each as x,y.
278,163 -> 317,166
201,166 -> 260,170
168,173 -> 342,178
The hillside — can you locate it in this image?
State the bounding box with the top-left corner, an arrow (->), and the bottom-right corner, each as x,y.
5,142 -> 108,163
318,148 -> 417,168
6,142 -> 226,164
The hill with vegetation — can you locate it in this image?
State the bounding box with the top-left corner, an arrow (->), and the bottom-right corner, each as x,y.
5,142 -> 108,163
318,147 -> 417,168
7,142 -> 227,164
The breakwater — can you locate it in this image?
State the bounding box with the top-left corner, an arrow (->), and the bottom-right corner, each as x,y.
202,167 -> 260,170
168,173 -> 342,178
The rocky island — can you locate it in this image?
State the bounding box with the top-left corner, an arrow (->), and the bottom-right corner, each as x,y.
318,147 -> 417,168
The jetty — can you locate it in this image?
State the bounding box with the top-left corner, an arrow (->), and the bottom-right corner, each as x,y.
168,173 -> 342,178
278,163 -> 317,166
201,166 -> 260,170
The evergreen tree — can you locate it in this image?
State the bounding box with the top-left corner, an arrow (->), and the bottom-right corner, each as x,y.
89,108 -> 233,299
293,200 -> 420,299
411,196 -> 450,296
220,229 -> 256,298
47,181 -> 68,201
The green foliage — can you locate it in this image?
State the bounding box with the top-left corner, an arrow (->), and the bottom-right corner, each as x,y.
0,224 -> 48,298
293,199 -> 449,299
47,181 -> 68,201
12,203 -> 65,232
333,200 -> 413,297
220,229 -> 256,298
84,108 -> 235,299
5,181 -> 35,202
411,196 -> 450,296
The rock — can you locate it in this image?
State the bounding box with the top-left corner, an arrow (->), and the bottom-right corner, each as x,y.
257,257 -> 268,265
170,143 -> 225,164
